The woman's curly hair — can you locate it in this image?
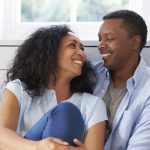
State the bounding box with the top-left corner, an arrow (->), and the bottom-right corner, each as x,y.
6,25 -> 96,97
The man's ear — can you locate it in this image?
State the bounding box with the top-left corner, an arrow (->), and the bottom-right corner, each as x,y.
132,35 -> 141,51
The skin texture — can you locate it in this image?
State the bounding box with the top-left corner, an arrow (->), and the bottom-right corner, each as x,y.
0,32 -> 105,150
98,19 -> 141,87
57,32 -> 85,79
54,33 -> 85,102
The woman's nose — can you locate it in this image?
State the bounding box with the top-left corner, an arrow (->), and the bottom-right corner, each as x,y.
77,50 -> 85,59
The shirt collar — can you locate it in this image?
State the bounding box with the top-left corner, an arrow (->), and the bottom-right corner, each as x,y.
100,60 -> 110,80
103,55 -> 146,89
127,55 -> 146,89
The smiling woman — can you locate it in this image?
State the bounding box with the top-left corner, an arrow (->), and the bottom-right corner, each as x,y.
57,32 -> 85,79
0,24 -> 107,150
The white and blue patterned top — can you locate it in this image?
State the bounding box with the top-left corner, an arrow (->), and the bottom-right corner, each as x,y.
4,79 -> 107,137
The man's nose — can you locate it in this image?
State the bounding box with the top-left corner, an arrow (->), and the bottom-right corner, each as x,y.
98,40 -> 107,51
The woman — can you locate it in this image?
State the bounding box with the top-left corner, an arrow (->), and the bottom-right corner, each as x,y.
0,25 -> 107,150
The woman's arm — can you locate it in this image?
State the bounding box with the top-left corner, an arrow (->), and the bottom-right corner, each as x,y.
0,89 -> 35,150
83,121 -> 106,150
70,121 -> 106,150
0,89 -> 70,150
81,97 -> 106,150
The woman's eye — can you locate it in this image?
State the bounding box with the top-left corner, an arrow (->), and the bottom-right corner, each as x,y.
80,46 -> 84,51
69,43 -> 76,48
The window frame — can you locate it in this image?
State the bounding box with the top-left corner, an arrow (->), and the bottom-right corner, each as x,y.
0,0 -> 149,46
1,0 -> 100,42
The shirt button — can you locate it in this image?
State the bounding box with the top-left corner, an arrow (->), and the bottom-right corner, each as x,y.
102,90 -> 105,93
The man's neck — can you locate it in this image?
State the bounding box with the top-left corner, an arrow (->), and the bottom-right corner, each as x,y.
110,60 -> 139,88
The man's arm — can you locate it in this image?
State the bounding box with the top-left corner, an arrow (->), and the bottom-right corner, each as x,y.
126,99 -> 150,150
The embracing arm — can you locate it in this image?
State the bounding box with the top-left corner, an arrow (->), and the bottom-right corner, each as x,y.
84,121 -> 106,150
0,89 -> 36,150
0,89 -> 69,150
70,121 -> 106,150
81,97 -> 106,150
126,99 -> 150,150
67,95 -> 107,150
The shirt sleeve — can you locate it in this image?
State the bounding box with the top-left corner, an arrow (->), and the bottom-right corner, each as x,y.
4,79 -> 23,105
84,94 -> 108,130
126,99 -> 150,150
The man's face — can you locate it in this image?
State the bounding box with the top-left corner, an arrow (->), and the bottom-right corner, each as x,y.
98,19 -> 138,71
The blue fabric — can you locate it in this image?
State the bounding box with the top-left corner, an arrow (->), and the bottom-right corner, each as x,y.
24,102 -> 85,146
5,79 -> 107,137
93,57 -> 150,150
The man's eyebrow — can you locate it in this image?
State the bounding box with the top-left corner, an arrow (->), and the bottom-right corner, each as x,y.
98,33 -> 115,37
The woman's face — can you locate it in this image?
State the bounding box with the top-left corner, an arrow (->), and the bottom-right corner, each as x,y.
57,32 -> 85,80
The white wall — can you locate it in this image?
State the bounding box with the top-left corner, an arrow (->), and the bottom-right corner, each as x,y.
0,45 -> 150,86
1,0 -> 150,86
0,1 -> 150,42
129,0 -> 150,41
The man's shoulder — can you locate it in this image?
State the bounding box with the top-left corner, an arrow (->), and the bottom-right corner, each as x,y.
92,60 -> 103,68
144,65 -> 150,75
140,65 -> 150,83
92,60 -> 107,73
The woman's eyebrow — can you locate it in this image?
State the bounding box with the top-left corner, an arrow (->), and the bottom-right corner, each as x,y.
68,39 -> 78,43
80,43 -> 84,47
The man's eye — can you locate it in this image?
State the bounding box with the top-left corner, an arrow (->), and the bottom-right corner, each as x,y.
106,38 -> 116,42
98,38 -> 101,42
108,39 -> 113,41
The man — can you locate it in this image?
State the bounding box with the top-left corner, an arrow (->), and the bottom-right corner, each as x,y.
93,10 -> 150,150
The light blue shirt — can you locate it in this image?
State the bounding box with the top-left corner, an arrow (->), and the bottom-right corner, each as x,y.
4,79 -> 107,137
93,57 -> 150,150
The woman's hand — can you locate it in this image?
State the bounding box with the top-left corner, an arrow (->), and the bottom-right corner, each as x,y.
69,139 -> 87,150
35,137 -> 71,150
